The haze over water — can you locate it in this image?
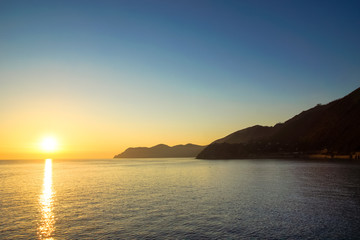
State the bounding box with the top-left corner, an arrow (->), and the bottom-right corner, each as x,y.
1,158 -> 359,239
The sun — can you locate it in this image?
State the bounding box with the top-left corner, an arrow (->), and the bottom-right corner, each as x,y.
41,137 -> 58,152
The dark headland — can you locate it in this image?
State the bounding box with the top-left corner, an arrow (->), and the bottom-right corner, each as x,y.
197,87 -> 360,160
114,144 -> 206,158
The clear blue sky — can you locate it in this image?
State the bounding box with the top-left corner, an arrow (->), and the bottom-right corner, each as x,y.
0,0 -> 359,158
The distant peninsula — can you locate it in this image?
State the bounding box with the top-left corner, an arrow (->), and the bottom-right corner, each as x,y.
197,87 -> 360,160
114,144 -> 206,158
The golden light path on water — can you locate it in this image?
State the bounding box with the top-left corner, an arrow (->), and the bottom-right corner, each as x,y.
38,159 -> 55,240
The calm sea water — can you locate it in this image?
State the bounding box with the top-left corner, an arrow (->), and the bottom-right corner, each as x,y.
1,158 -> 360,239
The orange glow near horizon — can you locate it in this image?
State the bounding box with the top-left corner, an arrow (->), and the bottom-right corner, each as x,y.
0,70 -> 276,160
0,124 -> 221,159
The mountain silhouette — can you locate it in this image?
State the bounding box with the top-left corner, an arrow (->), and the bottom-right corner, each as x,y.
114,144 -> 206,158
197,87 -> 360,159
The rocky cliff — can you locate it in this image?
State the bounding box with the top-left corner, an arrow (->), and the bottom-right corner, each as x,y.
197,87 -> 360,159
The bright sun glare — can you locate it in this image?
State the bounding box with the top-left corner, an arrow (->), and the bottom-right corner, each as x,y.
41,137 -> 58,152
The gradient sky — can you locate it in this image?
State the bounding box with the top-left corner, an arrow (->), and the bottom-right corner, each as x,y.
1,0 -> 359,159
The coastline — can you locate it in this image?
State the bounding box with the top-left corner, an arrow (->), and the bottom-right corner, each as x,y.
197,153 -> 360,160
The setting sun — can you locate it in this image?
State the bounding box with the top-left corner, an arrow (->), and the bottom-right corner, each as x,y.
41,137 -> 58,153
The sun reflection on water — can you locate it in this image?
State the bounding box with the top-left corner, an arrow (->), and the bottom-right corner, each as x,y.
38,158 -> 55,239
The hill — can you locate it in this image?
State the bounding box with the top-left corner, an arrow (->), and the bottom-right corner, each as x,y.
197,87 -> 360,159
114,144 -> 206,158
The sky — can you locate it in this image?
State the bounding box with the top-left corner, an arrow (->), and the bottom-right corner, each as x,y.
0,0 -> 359,159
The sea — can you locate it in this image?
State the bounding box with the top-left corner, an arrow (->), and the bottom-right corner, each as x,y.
1,158 -> 360,239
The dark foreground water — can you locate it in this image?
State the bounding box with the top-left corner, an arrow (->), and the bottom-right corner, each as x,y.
1,158 -> 360,239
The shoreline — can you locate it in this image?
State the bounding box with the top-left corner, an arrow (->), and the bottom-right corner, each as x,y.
197,153 -> 360,160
